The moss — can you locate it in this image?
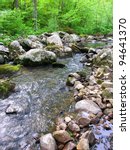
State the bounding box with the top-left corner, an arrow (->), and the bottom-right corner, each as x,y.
102,89 -> 113,99
0,64 -> 21,78
96,79 -> 103,85
0,79 -> 15,99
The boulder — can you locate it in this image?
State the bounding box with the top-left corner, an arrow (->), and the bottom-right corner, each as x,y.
53,130 -> 72,144
9,40 -> 25,59
19,48 -> 57,66
75,100 -> 101,114
62,34 -> 80,43
47,33 -> 63,47
77,138 -> 90,150
40,133 -> 57,150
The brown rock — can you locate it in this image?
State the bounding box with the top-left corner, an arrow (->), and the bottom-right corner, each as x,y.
77,138 -> 90,150
63,142 -> 76,150
53,130 -> 72,144
80,131 -> 95,145
68,122 -> 80,132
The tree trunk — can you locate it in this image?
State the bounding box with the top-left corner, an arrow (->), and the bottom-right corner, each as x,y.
14,0 -> 19,9
32,0 -> 38,31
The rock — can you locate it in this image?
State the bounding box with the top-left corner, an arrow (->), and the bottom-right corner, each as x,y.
75,100 -> 101,114
101,81 -> 113,89
77,111 -> 91,127
68,73 -> 80,79
53,130 -> 72,144
0,55 -> 4,64
77,138 -> 90,150
103,124 -> 111,130
19,48 -> 57,66
40,133 -> 57,150
0,79 -> 15,99
5,105 -> 19,114
74,81 -> 84,90
47,33 -> 63,47
56,117 -> 64,125
28,35 -> 39,41
65,117 -> 71,123
103,108 -> 113,115
57,123 -> 67,131
80,131 -> 95,145
0,45 -> 9,53
68,122 -> 80,132
63,142 -> 76,150
62,34 -> 80,43
102,88 -> 113,99
10,40 -> 25,59
64,46 -> 72,54
66,76 -> 76,86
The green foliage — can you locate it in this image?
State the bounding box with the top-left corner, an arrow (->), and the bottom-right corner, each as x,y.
0,0 -> 113,38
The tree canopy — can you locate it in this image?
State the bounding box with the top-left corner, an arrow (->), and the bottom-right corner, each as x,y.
0,0 -> 113,39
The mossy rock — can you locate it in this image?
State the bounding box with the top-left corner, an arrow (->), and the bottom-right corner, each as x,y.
77,71 -> 86,78
0,64 -> 21,78
102,88 -> 113,99
0,79 -> 15,99
96,79 -> 104,85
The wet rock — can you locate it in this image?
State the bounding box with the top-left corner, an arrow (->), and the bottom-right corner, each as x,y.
68,121 -> 80,132
40,133 -> 57,150
47,33 -> 63,47
19,48 -> 57,66
77,138 -> 90,150
63,142 -> 76,150
103,124 -> 111,130
75,100 -> 101,114
80,131 -> 95,145
64,46 -> 72,55
68,73 -> 80,79
66,76 -> 76,86
53,130 -> 72,144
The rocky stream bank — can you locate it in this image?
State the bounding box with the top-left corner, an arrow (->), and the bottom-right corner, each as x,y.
0,32 -> 113,150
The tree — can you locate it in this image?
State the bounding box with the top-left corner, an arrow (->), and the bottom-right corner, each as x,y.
13,0 -> 19,9
32,0 -> 38,31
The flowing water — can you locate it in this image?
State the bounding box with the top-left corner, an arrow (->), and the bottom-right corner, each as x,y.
0,53 -> 87,150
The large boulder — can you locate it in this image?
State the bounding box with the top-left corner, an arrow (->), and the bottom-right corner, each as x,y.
18,48 -> 57,66
62,34 -> 80,43
75,100 -> 101,114
47,33 -> 63,47
40,133 -> 57,150
77,138 -> 90,150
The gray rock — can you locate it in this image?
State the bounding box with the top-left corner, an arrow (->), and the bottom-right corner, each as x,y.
0,45 -> 9,53
63,34 -> 80,43
40,133 -> 57,150
47,33 -> 63,47
0,55 -> 4,64
19,48 -> 57,66
53,130 -> 72,144
75,100 -> 101,114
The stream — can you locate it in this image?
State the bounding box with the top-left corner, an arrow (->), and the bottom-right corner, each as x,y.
0,53 -> 88,150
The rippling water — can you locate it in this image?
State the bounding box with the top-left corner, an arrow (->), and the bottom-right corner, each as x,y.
0,54 -> 87,150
